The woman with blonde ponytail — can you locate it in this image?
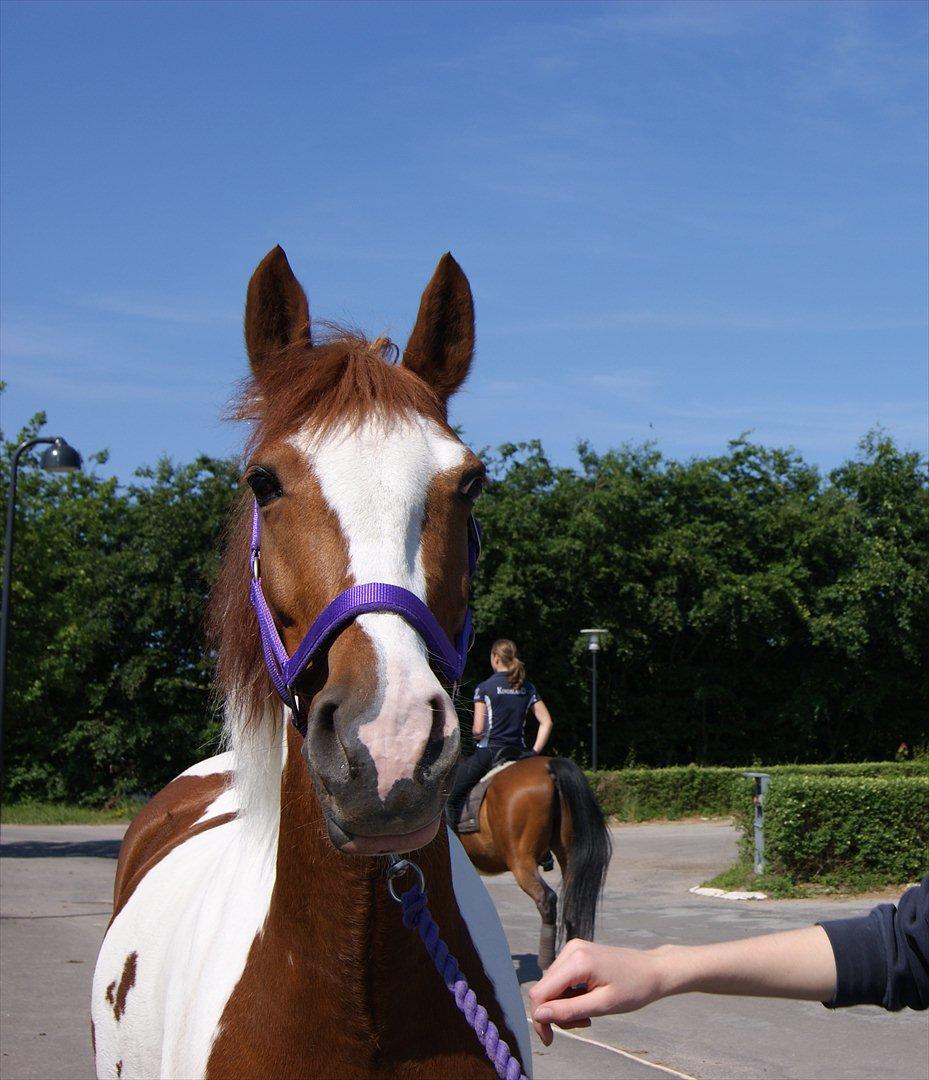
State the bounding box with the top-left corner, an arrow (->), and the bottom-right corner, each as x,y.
447,639 -> 554,830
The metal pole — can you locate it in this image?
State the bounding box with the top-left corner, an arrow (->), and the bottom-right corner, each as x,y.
742,771 -> 771,874
0,438 -> 55,793
591,648 -> 598,771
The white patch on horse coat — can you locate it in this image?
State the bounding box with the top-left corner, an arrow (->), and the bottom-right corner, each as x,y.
447,827 -> 533,1076
92,746 -> 282,1079
178,752 -> 234,778
195,784 -> 237,825
291,413 -> 465,799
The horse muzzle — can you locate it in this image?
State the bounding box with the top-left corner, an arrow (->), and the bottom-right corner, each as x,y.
301,684 -> 461,855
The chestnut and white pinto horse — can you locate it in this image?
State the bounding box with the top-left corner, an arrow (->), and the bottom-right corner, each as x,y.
92,248 -> 531,1079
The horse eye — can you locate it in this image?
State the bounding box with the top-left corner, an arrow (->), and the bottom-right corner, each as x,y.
246,467 -> 283,507
460,473 -> 485,503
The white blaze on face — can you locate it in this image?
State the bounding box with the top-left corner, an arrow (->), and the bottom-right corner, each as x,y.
290,411 -> 466,800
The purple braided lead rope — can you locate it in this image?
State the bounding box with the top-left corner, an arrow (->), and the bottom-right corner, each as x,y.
387,859 -> 527,1080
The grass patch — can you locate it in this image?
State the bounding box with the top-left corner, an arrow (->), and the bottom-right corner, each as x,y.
0,800 -> 139,825
704,859 -> 908,899
704,861 -> 802,898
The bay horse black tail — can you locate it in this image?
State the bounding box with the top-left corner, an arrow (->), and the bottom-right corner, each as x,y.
547,757 -> 612,943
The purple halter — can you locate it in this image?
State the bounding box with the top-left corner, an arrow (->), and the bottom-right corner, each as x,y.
249,502 -> 481,729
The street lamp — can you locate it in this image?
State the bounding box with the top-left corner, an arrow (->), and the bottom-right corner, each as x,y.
579,628 -> 607,770
0,437 -> 83,790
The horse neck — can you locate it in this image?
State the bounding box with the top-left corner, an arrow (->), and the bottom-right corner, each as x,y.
213,721 -> 519,1076
266,726 -> 467,1044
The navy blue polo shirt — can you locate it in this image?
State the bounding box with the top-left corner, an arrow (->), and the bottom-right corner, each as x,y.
473,673 -> 539,750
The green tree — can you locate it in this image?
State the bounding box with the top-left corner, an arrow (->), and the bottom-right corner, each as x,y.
2,410 -> 239,803
466,432 -> 928,766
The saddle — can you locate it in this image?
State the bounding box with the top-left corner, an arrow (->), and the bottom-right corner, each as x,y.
454,747 -> 536,834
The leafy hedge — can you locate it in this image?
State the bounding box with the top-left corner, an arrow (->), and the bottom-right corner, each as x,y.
760,776 -> 929,885
588,766 -> 749,820
586,761 -> 929,821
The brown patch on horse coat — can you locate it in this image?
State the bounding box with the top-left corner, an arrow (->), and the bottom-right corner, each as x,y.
112,952 -> 137,1022
460,756 -> 559,875
115,1061 -> 122,1077
104,982 -> 115,1006
205,727 -> 524,1079
111,771 -> 234,924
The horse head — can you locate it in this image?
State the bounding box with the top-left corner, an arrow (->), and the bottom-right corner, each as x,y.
213,246 -> 484,856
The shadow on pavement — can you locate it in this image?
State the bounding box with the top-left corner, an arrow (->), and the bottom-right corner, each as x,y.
513,952 -> 542,984
0,839 -> 122,859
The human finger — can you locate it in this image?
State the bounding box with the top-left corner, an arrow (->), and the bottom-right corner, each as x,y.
529,948 -> 591,1008
531,1017 -> 553,1046
532,985 -> 613,1028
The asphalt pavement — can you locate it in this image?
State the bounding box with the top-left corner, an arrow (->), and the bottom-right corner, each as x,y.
1,820 -> 926,1080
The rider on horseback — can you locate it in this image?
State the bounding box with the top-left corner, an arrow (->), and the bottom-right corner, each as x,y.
447,639 -> 554,831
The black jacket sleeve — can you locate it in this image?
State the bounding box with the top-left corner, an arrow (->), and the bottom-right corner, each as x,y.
819,876 -> 928,1011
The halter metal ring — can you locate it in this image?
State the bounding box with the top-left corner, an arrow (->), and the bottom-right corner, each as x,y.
386,856 -> 425,903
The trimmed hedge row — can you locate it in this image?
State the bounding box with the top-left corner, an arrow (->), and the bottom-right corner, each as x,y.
587,767 -> 748,820
760,776 -> 929,884
586,761 -> 929,822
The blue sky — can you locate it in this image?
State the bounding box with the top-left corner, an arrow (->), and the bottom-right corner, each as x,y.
2,0 -> 926,481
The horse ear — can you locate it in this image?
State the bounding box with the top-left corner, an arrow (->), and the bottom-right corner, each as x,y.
245,246 -> 310,373
402,253 -> 474,403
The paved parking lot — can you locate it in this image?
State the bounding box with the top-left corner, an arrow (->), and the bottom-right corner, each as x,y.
1,820 -> 926,1079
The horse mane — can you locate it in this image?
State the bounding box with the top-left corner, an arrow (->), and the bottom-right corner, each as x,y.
207,330 -> 447,733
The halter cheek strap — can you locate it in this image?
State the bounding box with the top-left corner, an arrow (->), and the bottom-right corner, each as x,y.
248,502 -> 481,727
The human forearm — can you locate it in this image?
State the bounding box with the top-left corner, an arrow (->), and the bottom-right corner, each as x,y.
530,928 -> 838,1045
472,701 -> 486,739
532,719 -> 553,753
657,926 -> 837,1002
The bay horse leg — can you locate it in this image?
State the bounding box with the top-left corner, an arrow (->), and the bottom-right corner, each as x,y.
511,857 -> 558,970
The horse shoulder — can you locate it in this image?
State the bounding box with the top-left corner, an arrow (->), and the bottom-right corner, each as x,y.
94,752 -> 280,1080
111,752 -> 237,921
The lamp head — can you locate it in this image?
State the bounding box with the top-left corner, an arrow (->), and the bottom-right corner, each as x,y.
40,438 -> 82,474
580,628 -> 608,652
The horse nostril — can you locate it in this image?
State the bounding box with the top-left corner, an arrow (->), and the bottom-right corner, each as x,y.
313,698 -> 338,733
307,693 -> 359,777
415,697 -> 452,781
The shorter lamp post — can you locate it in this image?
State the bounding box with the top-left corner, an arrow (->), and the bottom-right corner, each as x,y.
579,628 -> 607,770
0,437 -> 83,789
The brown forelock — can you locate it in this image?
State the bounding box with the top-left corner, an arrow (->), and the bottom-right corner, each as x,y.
235,331 -> 448,447
208,335 -> 462,725
206,727 -> 526,1080
110,771 -> 233,924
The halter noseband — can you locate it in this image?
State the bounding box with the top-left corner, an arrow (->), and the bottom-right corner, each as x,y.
248,501 -> 481,731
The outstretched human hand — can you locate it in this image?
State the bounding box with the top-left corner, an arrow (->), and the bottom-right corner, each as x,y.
528,939 -> 667,1046
529,926 -> 838,1045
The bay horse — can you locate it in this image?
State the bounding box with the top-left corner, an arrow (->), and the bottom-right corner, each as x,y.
92,247 -> 532,1079
458,756 -> 611,970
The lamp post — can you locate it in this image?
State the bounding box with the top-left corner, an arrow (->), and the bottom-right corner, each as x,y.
1,437 -> 83,789
579,628 -> 607,770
